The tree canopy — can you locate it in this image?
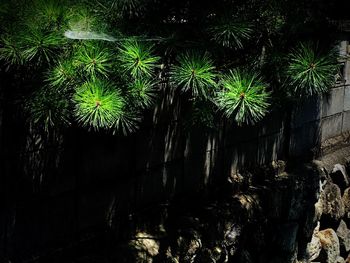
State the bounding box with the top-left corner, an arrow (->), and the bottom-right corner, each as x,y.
0,0 -> 342,134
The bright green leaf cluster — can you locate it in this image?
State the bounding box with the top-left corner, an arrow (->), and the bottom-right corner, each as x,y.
0,0 -> 341,134
215,70 -> 271,125
74,42 -> 113,78
118,40 -> 160,78
286,43 -> 339,97
128,78 -> 157,109
210,19 -> 253,49
170,52 -> 217,99
73,79 -> 125,130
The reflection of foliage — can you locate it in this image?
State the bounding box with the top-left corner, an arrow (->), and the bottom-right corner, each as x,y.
286,43 -> 339,97
27,87 -> 71,132
170,52 -> 216,99
209,19 -> 252,49
215,70 -> 270,125
73,79 -> 125,130
118,40 -> 160,78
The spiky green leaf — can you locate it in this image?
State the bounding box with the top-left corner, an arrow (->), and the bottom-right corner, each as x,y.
170,52 -> 216,98
73,79 -> 125,130
118,40 -> 159,78
286,43 -> 339,97
216,69 -> 270,125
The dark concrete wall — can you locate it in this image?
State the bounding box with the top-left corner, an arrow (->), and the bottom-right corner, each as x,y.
1,41 -> 350,262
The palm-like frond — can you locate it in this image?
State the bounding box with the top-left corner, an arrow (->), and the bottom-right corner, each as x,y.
114,110 -> 141,135
74,42 -> 112,78
30,0 -> 68,30
215,69 -> 270,125
73,79 -> 125,130
170,52 -> 216,98
67,6 -> 100,32
110,0 -> 146,17
0,35 -> 24,66
46,60 -> 78,89
286,43 -> 339,97
128,78 -> 157,109
20,27 -> 65,65
209,19 -> 252,49
118,40 -> 160,78
27,87 -> 71,132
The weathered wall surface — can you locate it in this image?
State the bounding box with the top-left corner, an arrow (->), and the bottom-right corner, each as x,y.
1,41 -> 350,262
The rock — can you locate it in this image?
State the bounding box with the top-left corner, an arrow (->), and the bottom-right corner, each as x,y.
175,230 -> 201,262
314,200 -> 323,221
194,248 -> 217,263
331,164 -> 350,193
224,224 -> 241,245
338,256 -> 346,263
345,253 -> 350,262
128,232 -> 160,262
320,182 -> 345,220
271,160 -> 286,175
343,188 -> 350,217
317,228 -> 341,263
233,193 -> 262,219
224,224 -> 241,256
312,160 -> 328,180
307,223 -> 322,261
337,220 -> 350,252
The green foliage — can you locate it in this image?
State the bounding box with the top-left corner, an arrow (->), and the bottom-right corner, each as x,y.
128,78 -> 157,109
118,40 -> 160,78
209,19 -> 253,49
109,0 -> 146,17
114,110 -> 141,135
286,43 -> 339,97
30,0 -> 68,30
46,60 -> 78,89
215,70 -> 270,125
0,0 -> 340,135
27,87 -> 71,132
74,42 -> 113,78
0,35 -> 24,66
170,52 -> 216,98
73,79 -> 125,130
20,27 -> 65,65
67,6 -> 100,32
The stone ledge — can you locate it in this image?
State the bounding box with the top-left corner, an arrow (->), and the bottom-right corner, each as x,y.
318,132 -> 350,171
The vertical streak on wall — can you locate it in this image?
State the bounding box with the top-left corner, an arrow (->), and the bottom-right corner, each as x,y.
0,70 -> 4,260
344,42 -> 350,85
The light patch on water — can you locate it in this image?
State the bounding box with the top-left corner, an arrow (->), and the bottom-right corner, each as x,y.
64,30 -> 117,41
